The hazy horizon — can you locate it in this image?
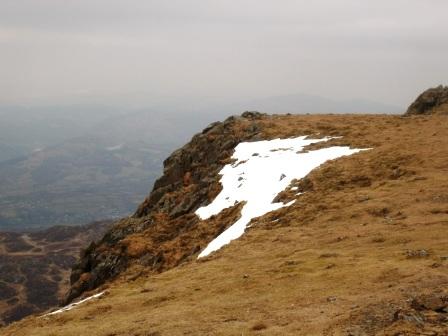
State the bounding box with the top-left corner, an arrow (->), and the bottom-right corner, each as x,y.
1,0 -> 447,109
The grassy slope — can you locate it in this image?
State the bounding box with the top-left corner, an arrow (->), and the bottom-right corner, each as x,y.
2,114 -> 448,335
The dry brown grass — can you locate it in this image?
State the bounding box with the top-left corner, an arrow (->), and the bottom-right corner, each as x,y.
2,114 -> 448,335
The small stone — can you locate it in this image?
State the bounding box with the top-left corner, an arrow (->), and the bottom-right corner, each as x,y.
327,296 -> 337,303
406,249 -> 429,258
358,195 -> 370,202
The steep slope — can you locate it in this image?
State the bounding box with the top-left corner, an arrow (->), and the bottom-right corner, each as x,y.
65,112 -> 265,303
2,110 -> 448,335
0,221 -> 112,326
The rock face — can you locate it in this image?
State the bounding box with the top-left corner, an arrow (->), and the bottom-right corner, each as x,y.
406,85 -> 448,116
65,112 -> 265,304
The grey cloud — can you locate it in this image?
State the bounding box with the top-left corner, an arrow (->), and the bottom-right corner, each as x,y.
1,0 -> 447,107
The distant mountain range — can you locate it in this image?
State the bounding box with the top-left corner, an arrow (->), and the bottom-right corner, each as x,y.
0,105 -> 126,163
0,94 -> 402,230
233,93 -> 402,114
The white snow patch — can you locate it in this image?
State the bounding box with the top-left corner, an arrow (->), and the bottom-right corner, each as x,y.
42,292 -> 105,316
196,136 -> 366,258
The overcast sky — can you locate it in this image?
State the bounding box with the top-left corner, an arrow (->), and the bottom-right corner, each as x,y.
1,0 -> 447,107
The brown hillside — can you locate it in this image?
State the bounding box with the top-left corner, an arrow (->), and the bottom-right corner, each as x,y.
0,221 -> 112,326
2,112 -> 448,335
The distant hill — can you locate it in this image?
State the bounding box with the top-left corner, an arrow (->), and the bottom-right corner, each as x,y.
228,93 -> 403,115
0,105 -> 126,163
0,106 -> 210,230
0,136 -> 169,230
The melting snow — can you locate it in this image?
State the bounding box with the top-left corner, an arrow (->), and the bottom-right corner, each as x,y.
196,136 -> 366,258
43,292 -> 105,316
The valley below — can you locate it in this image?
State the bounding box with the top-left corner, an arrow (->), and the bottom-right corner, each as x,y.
0,221 -> 112,326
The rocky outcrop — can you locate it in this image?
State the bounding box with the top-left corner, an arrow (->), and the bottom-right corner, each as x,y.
65,112 -> 266,304
406,85 -> 448,116
134,112 -> 264,219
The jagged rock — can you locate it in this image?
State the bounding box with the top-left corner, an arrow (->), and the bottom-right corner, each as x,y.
393,309 -> 425,326
406,85 -> 448,116
241,111 -> 265,119
134,114 -> 260,218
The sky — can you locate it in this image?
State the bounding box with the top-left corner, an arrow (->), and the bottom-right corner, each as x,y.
0,0 -> 447,107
